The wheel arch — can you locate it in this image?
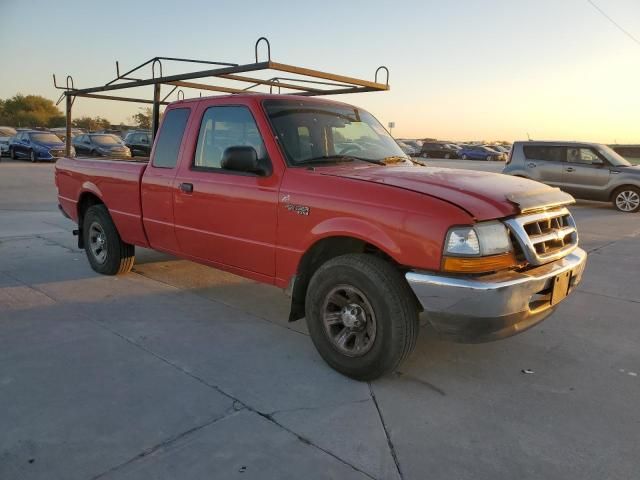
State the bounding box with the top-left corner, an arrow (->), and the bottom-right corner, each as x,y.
76,191 -> 106,248
287,235 -> 412,322
609,183 -> 640,201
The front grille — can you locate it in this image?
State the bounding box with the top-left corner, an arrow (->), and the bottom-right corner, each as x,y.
50,149 -> 64,157
504,207 -> 578,266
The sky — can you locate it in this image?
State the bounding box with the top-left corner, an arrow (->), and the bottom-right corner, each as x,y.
1,0 -> 639,143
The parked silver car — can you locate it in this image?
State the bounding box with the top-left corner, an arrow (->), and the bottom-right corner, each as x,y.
503,141 -> 640,212
0,126 -> 17,158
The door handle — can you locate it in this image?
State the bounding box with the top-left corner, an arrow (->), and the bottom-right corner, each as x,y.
527,162 -> 536,168
565,167 -> 575,173
179,182 -> 193,193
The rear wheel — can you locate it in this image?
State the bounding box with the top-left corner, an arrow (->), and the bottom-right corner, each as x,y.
612,186 -> 640,213
305,254 -> 419,381
82,204 -> 135,274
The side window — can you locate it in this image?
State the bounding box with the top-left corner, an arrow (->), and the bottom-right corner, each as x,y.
297,126 -> 313,160
193,106 -> 266,170
152,108 -> 190,168
567,147 -> 602,165
524,146 -> 564,162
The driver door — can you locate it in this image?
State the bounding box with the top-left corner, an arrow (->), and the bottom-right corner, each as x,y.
561,147 -> 611,199
172,104 -> 279,277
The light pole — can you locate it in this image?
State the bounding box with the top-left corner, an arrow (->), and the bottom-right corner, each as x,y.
388,121 -> 395,138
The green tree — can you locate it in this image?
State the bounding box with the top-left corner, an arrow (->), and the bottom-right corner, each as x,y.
0,94 -> 63,127
72,116 -> 111,131
130,107 -> 153,129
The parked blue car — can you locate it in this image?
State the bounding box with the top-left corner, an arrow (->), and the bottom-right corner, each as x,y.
457,145 -> 504,161
9,130 -> 75,162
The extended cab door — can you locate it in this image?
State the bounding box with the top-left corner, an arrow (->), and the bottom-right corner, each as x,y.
172,101 -> 280,278
521,145 -> 565,185
141,107 -> 193,254
561,146 -> 611,200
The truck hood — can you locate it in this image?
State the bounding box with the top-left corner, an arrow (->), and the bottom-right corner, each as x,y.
317,164 -> 573,220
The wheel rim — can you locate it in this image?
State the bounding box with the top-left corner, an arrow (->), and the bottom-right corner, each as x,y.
89,221 -> 108,264
30,151 -> 36,162
321,284 -> 377,357
616,190 -> 640,212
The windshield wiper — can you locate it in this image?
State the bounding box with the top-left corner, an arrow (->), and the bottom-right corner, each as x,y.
382,155 -> 414,165
296,155 -> 384,166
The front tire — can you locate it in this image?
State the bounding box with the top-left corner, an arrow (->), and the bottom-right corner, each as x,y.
10,148 -> 16,160
612,186 -> 640,213
305,254 -> 419,381
82,204 -> 135,275
461,154 -> 468,160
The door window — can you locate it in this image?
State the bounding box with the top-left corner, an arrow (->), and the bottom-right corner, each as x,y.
567,147 -> 602,165
523,146 -> 564,162
193,106 -> 267,170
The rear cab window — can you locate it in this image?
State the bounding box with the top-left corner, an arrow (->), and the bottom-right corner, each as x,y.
152,108 -> 191,168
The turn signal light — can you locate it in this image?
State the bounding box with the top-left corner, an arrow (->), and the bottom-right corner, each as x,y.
442,252 -> 518,274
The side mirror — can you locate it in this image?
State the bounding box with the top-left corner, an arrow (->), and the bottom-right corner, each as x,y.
221,146 -> 270,176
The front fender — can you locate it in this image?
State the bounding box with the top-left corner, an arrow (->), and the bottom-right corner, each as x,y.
307,216 -> 402,259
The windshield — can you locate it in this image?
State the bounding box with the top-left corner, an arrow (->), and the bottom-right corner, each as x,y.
597,145 -> 632,167
31,133 -> 62,143
91,135 -> 121,146
264,99 -> 409,166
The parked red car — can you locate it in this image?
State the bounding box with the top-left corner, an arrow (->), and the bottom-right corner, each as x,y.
56,94 -> 587,380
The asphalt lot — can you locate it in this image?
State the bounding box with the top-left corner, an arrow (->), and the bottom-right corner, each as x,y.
1,158 -> 639,480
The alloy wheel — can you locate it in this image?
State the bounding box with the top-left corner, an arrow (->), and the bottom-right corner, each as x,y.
321,284 -> 377,357
88,221 -> 108,264
615,190 -> 640,212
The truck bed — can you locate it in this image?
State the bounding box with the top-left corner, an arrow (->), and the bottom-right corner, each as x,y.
56,156 -> 150,247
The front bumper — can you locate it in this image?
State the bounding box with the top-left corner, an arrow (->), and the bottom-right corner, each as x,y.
406,248 -> 587,343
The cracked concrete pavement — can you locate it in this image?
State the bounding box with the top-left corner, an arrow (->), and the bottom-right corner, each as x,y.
1,159 -> 639,479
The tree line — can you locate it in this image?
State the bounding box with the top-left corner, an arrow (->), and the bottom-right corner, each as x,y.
0,94 -> 152,130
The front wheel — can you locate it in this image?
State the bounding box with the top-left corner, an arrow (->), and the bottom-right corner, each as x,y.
461,154 -> 468,160
30,150 -> 37,163
10,148 -> 16,160
305,254 -> 419,381
82,204 -> 135,274
613,186 -> 640,213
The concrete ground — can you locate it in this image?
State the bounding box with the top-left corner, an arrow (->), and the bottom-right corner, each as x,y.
1,158 -> 638,480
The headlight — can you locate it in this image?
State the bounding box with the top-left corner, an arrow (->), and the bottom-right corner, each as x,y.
443,221 -> 516,273
444,221 -> 511,257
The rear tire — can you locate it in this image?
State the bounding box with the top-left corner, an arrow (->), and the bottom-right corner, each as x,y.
612,186 -> 640,213
82,204 -> 135,275
305,254 -> 419,381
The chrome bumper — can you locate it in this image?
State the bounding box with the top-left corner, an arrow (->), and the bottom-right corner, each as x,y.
406,248 -> 587,342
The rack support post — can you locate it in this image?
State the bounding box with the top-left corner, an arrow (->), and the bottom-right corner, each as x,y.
65,94 -> 72,157
151,83 -> 161,141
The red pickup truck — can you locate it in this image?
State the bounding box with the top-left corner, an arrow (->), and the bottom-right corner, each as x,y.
56,94 -> 587,380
